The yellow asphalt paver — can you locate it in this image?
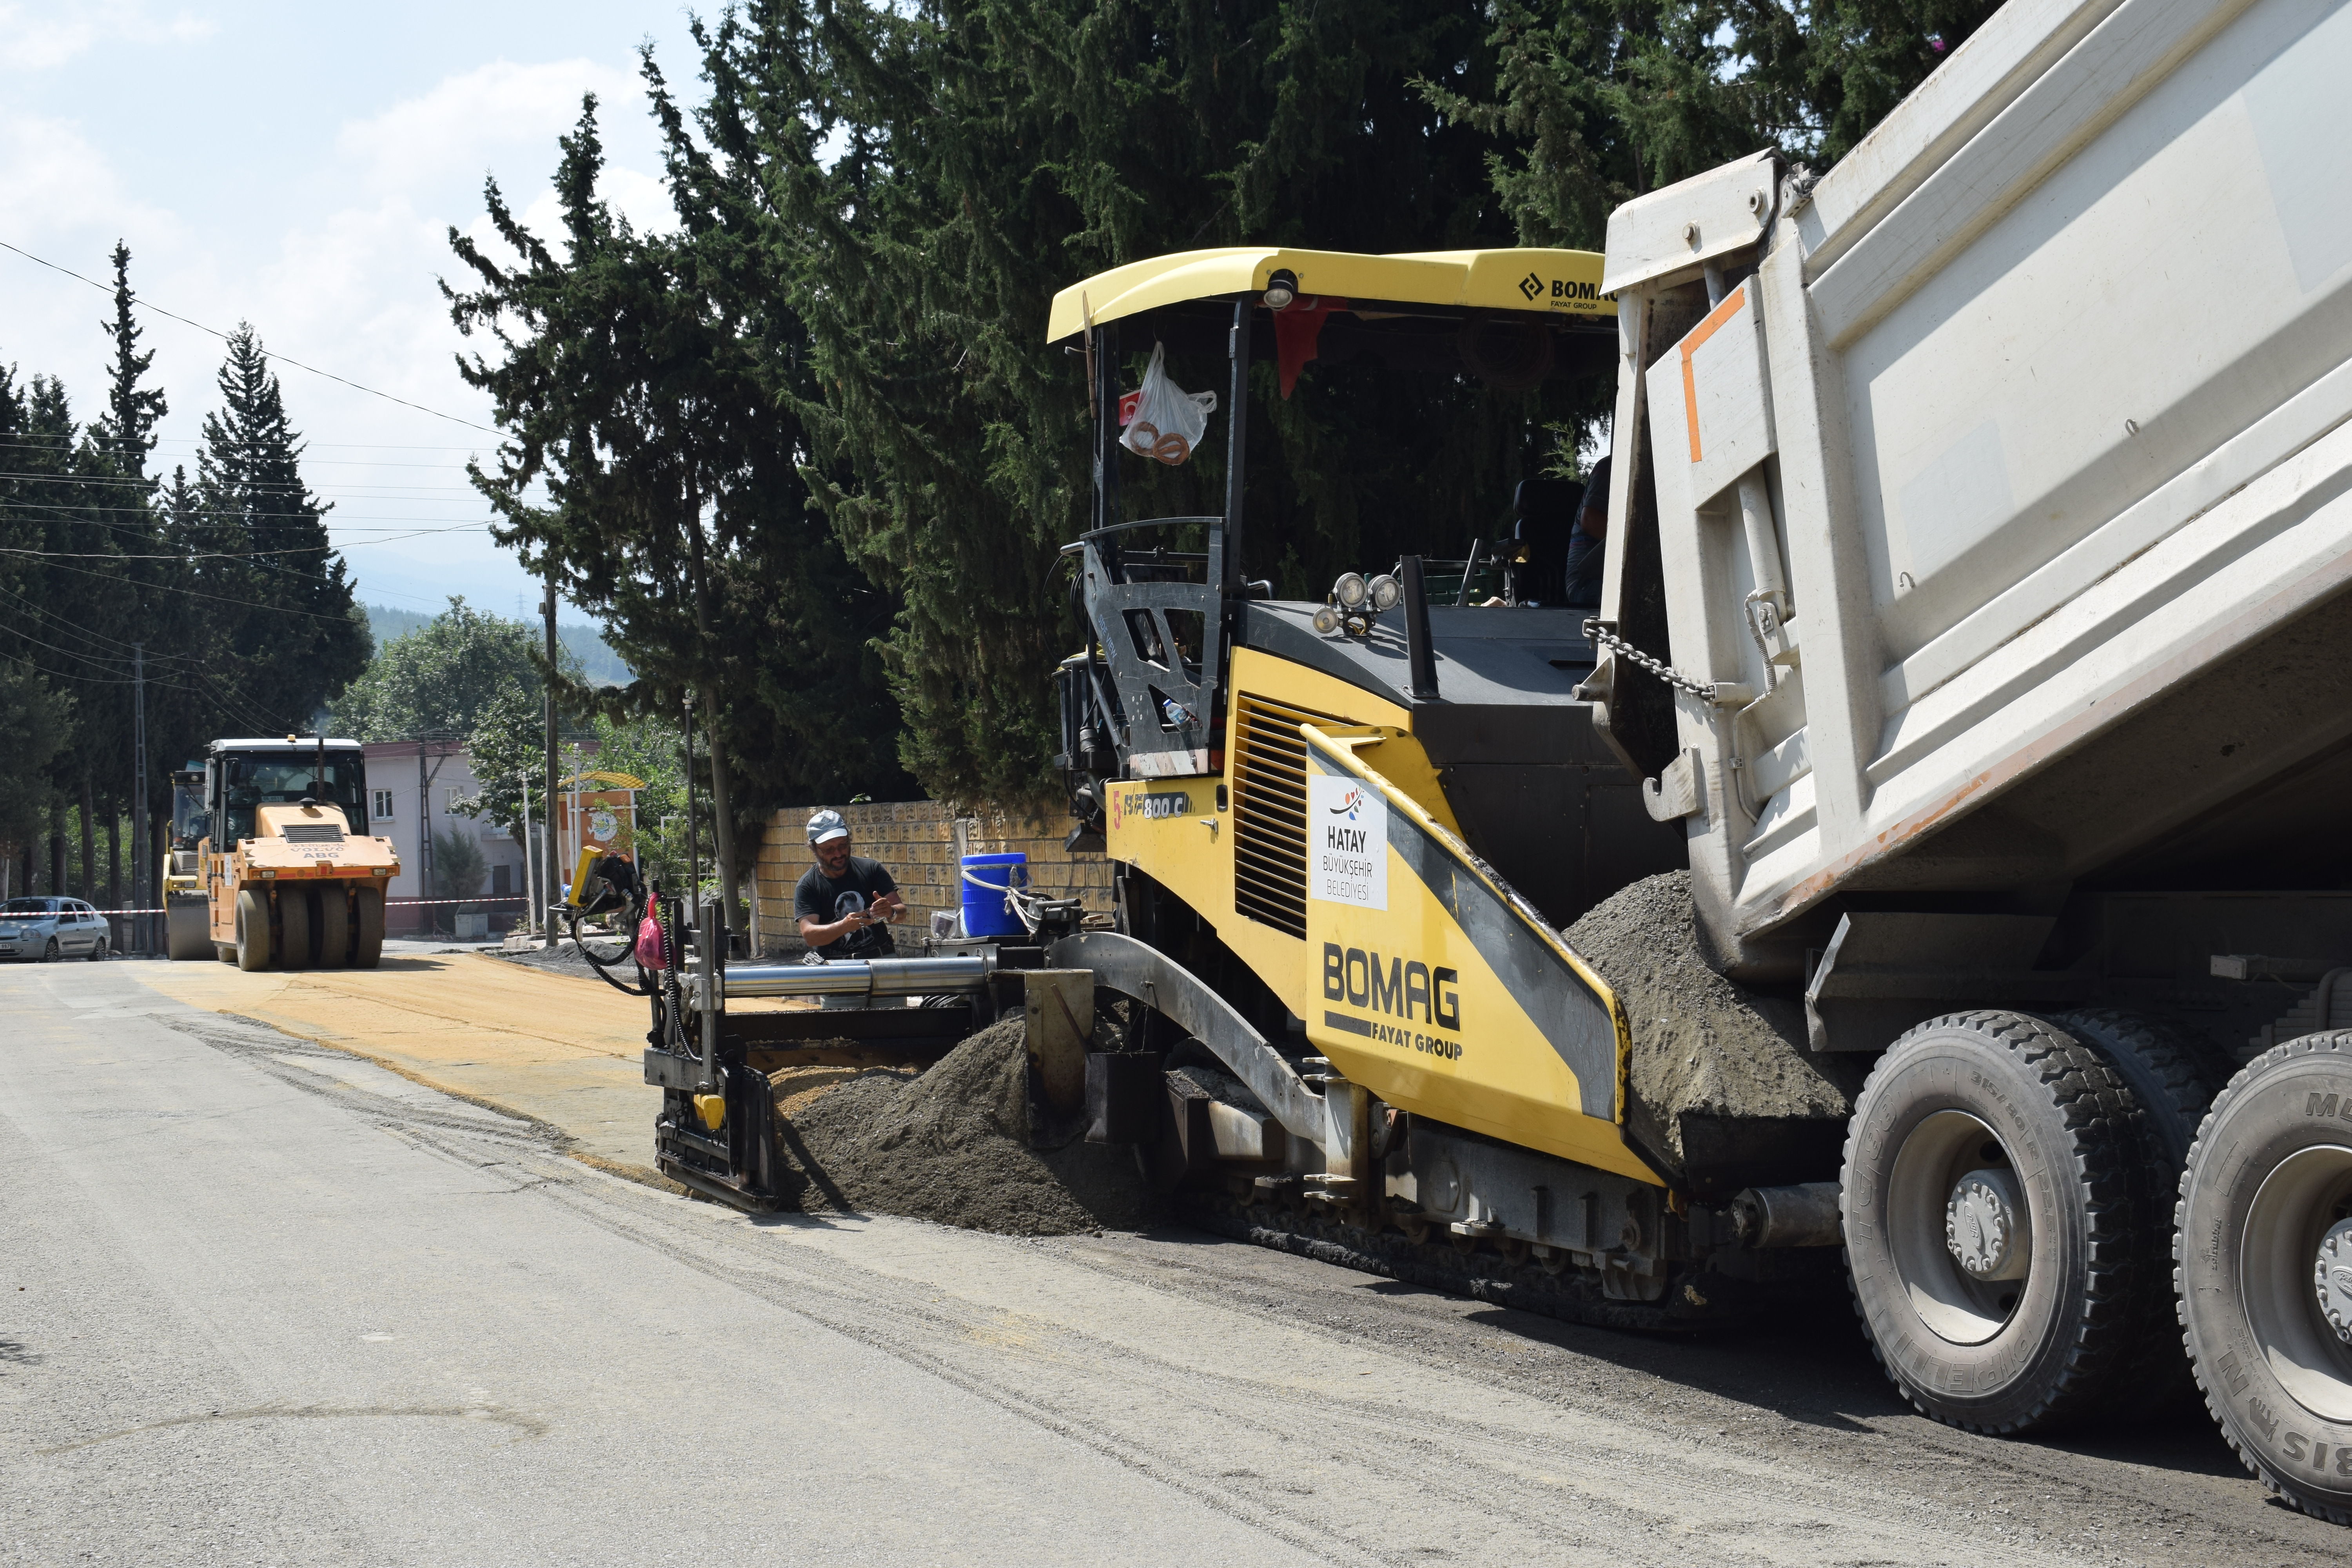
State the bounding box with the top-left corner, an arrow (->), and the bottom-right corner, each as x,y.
132,952 -> 666,1173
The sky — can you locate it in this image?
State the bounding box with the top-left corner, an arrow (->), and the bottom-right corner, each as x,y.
0,0 -> 705,621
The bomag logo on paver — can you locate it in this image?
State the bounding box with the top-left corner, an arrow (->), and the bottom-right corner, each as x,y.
1321,942 -> 1463,1059
1520,272 -> 1612,307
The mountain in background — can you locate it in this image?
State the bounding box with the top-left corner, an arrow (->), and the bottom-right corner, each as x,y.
361,603 -> 632,687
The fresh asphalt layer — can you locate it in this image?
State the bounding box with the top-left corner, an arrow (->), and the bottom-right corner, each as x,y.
4,958 -> 2347,1565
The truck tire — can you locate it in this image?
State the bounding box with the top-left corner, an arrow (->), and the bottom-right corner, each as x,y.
2055,1008 -> 2227,1172
166,899 -> 211,961
234,887 -> 272,971
2055,1007 -> 2228,1411
1842,1011 -> 2157,1433
277,887 -> 312,969
2177,1030 -> 2352,1525
313,887 -> 350,969
352,886 -> 385,969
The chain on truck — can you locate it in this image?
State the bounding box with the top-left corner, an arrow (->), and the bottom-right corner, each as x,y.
630,0 -> 2352,1525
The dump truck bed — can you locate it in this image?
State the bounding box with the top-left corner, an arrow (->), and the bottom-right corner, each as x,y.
1595,0 -> 2352,979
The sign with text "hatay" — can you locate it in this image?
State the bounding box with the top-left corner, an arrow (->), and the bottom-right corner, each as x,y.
1307,773 -> 1386,910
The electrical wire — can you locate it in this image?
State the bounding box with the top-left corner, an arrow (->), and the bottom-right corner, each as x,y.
0,238 -> 502,435
22,552 -> 381,624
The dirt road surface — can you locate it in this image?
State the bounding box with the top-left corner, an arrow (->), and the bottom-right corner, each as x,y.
4,957 -> 2344,1564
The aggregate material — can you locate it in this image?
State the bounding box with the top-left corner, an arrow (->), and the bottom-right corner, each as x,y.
1564,871 -> 1861,1183
767,1014 -> 1154,1235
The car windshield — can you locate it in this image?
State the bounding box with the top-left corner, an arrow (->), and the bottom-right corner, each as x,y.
221,753 -> 367,842
2,898 -> 58,915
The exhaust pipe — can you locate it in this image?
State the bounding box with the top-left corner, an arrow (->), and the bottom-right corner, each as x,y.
1731,1182 -> 1843,1248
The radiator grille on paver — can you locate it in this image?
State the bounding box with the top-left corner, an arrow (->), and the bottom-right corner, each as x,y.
1231,693 -> 1347,940
279,823 -> 345,844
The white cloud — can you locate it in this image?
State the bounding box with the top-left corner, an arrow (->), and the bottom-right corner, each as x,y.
0,111 -> 176,238
0,1 -> 213,73
336,58 -> 645,193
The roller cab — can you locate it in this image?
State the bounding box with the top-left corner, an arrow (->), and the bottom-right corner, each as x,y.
177,736 -> 399,971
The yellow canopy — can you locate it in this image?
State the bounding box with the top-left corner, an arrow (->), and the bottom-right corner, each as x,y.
561,770 -> 646,791
1046,246 -> 1611,343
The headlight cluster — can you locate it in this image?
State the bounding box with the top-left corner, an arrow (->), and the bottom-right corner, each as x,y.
1314,570 -> 1402,637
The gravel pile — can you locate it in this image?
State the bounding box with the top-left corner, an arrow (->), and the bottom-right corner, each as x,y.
1564,871 -> 1861,1192
768,1014 -> 1154,1235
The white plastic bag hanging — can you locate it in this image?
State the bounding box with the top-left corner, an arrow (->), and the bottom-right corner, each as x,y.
1120,342 -> 1217,466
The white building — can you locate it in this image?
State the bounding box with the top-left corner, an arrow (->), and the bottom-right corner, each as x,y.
360,739 -> 534,936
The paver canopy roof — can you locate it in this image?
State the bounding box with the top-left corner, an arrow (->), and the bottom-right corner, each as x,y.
1045,246 -> 1611,343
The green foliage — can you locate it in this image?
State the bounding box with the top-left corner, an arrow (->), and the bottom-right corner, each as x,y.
1428,0 -> 2004,249
456,0 -> 1981,813
0,661 -> 74,856
336,596 -> 575,742
656,0 -> 1570,805
363,603 -> 632,686
430,827 -> 488,902
580,711 -> 691,888
191,326 -> 372,733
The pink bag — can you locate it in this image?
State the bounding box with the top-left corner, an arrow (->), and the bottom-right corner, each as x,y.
635,915 -> 668,970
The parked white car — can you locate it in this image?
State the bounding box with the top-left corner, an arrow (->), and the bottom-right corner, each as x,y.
0,898 -> 112,962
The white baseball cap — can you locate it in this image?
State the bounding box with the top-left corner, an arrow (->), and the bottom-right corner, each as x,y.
807,808 -> 849,845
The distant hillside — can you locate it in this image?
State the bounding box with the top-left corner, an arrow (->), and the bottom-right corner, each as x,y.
362,603 -> 632,688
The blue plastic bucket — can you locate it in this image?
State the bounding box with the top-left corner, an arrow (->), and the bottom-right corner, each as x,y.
960,852 -> 1029,938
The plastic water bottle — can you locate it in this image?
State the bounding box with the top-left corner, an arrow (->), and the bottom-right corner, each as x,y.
1162,698 -> 1193,729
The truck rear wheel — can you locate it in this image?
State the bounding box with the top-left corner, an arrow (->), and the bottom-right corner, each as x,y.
313,887 -> 350,969
2056,1007 -> 2227,1412
2177,1030 -> 2352,1525
352,886 -> 385,969
234,888 -> 272,971
277,886 -> 312,969
1842,1011 -> 2157,1433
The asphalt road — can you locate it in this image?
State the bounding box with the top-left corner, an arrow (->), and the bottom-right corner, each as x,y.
4,958 -> 2348,1566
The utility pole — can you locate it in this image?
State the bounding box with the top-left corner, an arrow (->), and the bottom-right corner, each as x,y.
131,642 -> 148,956
683,691 -> 699,921
542,570 -> 560,950
519,774 -> 539,936
418,740 -> 435,933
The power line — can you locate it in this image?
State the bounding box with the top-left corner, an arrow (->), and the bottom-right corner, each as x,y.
0,524 -> 486,559
0,237 -> 503,436
25,551 -> 380,624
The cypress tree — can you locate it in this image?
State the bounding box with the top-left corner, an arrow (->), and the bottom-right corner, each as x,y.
445,96 -> 908,932
90,241 -> 168,485
192,326 -> 369,733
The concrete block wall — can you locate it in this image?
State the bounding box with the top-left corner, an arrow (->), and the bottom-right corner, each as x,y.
753,801 -> 1112,956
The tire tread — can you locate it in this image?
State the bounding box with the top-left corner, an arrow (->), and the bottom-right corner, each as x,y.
1844,1009 -> 2154,1435
2175,1028 -> 2352,1526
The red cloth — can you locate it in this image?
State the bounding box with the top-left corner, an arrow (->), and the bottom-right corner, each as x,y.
1272,296 -> 1347,398
635,915 -> 668,971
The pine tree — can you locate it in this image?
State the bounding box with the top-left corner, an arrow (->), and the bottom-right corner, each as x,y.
192,326 -> 369,732
89,241 -> 167,485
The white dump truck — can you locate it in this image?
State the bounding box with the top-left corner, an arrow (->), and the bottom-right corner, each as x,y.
1589,0 -> 2352,1519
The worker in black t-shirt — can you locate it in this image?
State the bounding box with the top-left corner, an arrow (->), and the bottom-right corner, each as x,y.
793,808 -> 906,960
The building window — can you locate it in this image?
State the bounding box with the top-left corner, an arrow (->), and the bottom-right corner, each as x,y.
492,864 -> 513,897
372,789 -> 395,821
481,819 -> 510,839
444,787 -> 467,813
